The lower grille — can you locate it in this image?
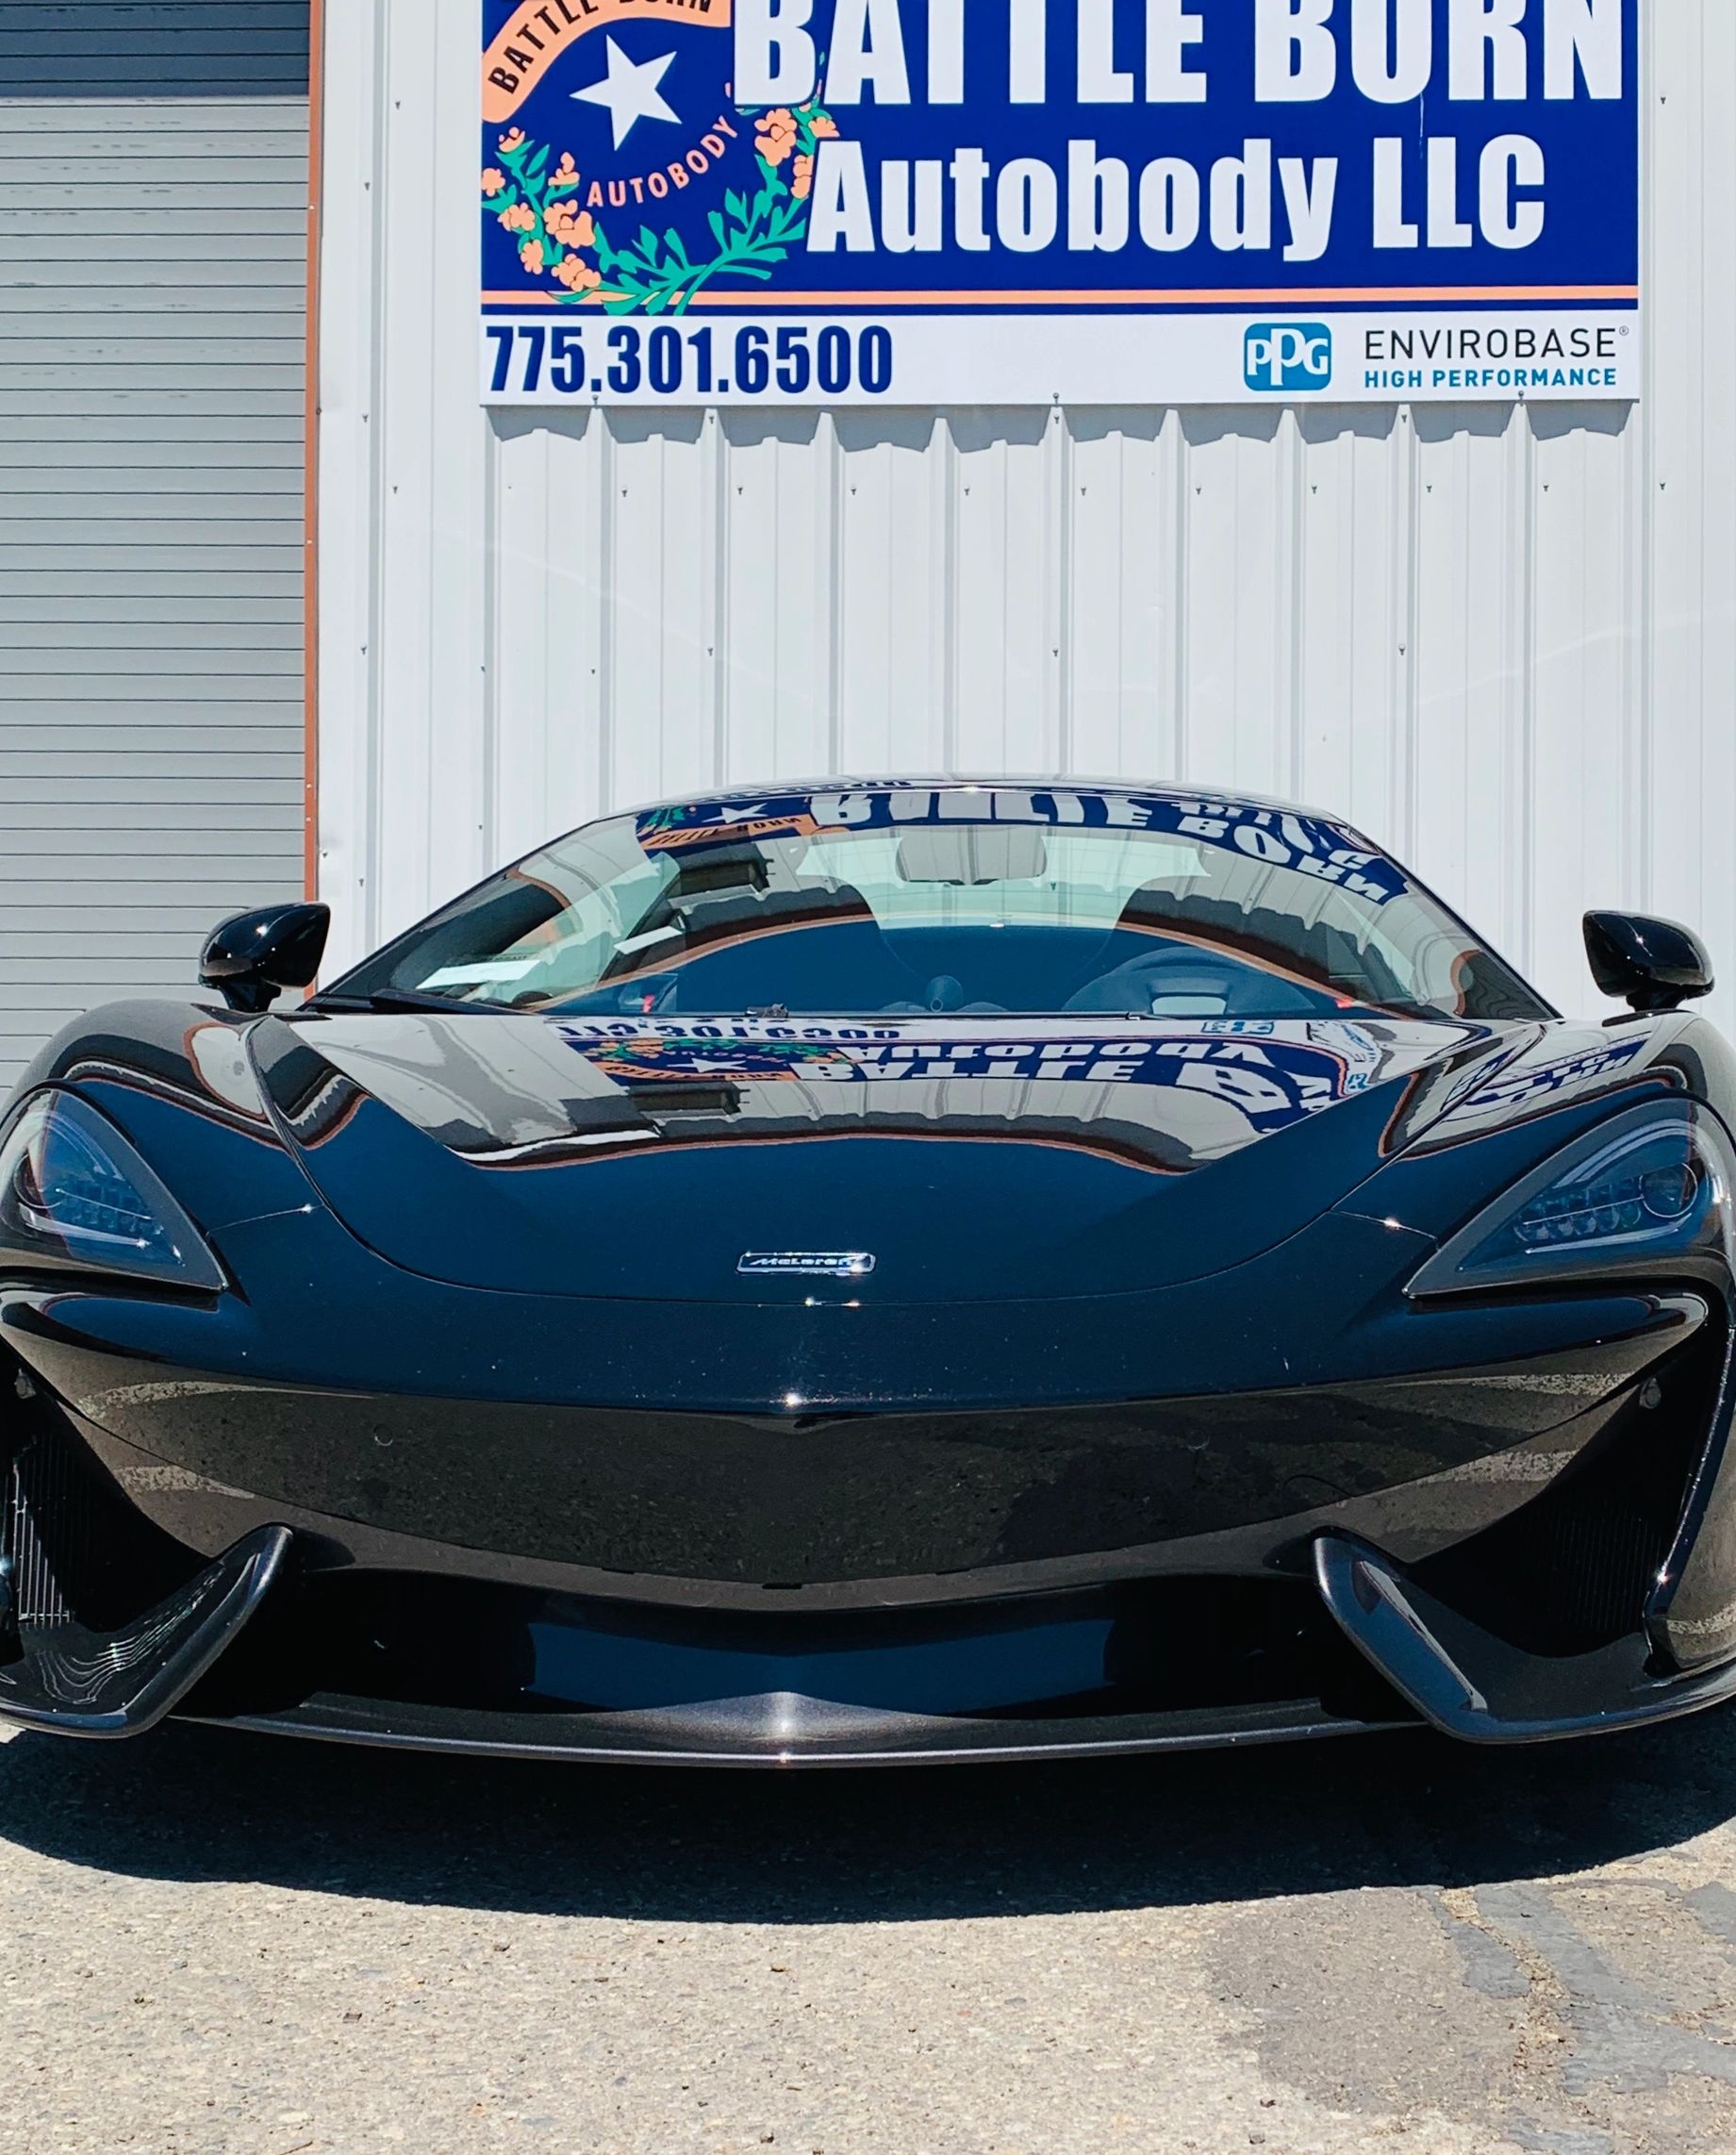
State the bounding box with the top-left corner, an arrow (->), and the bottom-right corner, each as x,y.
3,1364 -> 203,1633
1527,1503 -> 1671,1645
3,1427 -> 83,1629
195,1562 -> 1410,1730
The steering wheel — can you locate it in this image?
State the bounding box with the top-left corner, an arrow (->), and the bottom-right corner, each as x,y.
1066,945 -> 1329,1017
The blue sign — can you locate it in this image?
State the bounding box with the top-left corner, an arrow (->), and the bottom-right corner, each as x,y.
480,0 -> 1640,406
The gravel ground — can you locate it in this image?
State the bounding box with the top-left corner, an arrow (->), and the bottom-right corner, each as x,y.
2,1708 -> 1735,2154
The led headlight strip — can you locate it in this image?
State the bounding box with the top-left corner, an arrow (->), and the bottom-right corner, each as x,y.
1406,1100 -> 1734,1299
0,1090 -> 224,1291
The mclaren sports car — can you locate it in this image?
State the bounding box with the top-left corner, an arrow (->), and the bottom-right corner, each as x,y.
4,779 -> 1736,1765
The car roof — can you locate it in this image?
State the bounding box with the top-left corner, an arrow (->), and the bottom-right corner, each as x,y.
620,774 -> 1364,833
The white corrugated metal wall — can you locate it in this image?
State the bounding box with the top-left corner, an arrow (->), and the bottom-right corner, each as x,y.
317,1 -> 1736,1031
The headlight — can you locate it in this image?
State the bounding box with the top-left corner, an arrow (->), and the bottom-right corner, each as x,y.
0,1090 -> 224,1290
1406,1101 -> 1733,1298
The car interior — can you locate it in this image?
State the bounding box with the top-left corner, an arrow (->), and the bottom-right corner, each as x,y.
555,828 -> 1382,1019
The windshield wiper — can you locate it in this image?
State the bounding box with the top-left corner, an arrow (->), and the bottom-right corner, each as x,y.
305,986 -> 513,1016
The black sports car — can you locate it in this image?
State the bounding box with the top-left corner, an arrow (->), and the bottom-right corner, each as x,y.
3,778 -> 1735,1765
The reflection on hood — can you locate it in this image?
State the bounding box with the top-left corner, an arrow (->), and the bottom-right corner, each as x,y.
1388,1031 -> 1662,1155
557,1016 -> 1398,1141
280,1009 -> 1480,1174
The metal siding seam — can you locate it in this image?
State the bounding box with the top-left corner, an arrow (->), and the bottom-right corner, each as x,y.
1284,405 -> 1305,806
940,416 -> 959,772
361,0 -> 389,959
312,0 -> 389,970
825,411 -> 844,775
433,8 -> 492,902
1169,410 -> 1190,786
1178,414 -> 1196,782
1512,408 -> 1535,987
598,416 -> 617,818
1635,0 -> 1657,915
303,0 -> 323,907
1696,0 -> 1736,1008
362,0 -> 419,939
1050,405 -> 1072,775
1702,0 -> 1736,1014
709,406 -> 728,787
1623,383 -> 1645,909
485,418 -> 524,861
1397,407 -> 1419,866
572,416 -> 607,827
480,400 -> 501,870
416,8 -> 441,920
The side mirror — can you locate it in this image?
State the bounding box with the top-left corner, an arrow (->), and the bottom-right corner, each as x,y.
1583,911 -> 1713,1016
200,903 -> 331,1015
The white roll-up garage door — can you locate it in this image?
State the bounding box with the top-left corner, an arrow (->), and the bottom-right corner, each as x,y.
0,1 -> 310,1091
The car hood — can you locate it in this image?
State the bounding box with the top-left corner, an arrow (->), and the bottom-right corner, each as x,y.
247,1008 -> 1510,1302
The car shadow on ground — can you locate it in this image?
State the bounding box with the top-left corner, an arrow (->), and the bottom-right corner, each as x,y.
0,1702 -> 1730,1920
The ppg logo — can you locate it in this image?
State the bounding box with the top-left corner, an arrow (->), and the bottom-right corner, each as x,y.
1244,323 -> 1333,393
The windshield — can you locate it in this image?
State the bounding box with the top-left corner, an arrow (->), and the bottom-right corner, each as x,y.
329,787 -> 1549,1024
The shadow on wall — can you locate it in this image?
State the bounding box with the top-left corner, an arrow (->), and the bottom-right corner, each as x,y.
0,1701 -> 1728,1919
490,402 -> 1636,456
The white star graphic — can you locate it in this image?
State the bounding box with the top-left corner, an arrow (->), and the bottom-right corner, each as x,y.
570,37 -> 679,151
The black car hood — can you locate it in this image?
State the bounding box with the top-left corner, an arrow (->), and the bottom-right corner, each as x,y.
246,1009 -> 1516,1302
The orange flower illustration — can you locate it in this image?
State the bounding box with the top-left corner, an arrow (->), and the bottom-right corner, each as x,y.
546,199 -> 594,249
486,95 -> 846,315
755,108 -> 798,165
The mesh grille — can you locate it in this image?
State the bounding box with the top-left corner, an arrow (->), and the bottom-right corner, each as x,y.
1533,1503 -> 1669,1643
3,1435 -> 83,1629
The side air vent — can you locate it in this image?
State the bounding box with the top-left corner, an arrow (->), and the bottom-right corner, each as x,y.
1414,1324 -> 1720,1656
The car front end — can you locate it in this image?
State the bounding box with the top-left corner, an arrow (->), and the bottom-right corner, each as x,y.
5,782 -> 1735,1764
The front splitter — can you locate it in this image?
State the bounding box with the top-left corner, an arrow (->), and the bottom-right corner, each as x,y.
182,1685 -> 1406,1767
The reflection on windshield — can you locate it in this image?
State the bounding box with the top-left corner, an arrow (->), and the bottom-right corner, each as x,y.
330,787 -> 1550,1026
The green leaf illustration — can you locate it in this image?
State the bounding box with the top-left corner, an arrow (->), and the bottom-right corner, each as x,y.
484,91 -> 838,317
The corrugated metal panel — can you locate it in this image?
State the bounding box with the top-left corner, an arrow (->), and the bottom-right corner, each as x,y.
0,3 -> 309,97
0,0 -> 310,1090
319,1 -> 1736,1035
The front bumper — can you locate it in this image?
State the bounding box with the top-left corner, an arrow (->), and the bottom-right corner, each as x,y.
4,1284 -> 1709,1600
0,1301 -> 1731,1758
0,1287 -> 1731,1761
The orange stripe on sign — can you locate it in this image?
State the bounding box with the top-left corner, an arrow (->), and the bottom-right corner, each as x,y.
483,0 -> 730,125
481,286 -> 1640,309
688,285 -> 1642,307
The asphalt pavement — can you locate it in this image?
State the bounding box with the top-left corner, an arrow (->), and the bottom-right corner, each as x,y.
1,1706 -> 1734,2154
